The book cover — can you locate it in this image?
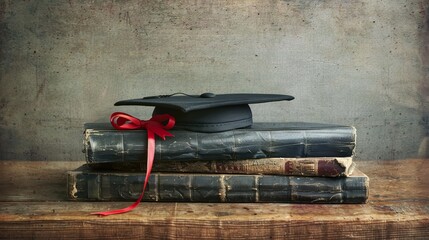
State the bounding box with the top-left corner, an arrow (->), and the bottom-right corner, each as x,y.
67,166 -> 368,203
88,157 -> 356,177
84,122 -> 356,163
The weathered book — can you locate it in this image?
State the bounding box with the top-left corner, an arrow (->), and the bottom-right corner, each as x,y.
88,157 -> 356,177
84,122 -> 356,163
67,166 -> 368,203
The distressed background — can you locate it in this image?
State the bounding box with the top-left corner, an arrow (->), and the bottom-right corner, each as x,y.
0,0 -> 428,161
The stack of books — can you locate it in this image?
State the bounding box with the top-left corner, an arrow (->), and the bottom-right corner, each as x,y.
67,122 -> 368,204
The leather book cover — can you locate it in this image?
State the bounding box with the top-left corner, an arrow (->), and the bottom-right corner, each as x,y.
68,165 -> 368,203
88,157 -> 356,177
84,122 -> 356,163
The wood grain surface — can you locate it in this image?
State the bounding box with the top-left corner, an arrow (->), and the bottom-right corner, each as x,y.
0,159 -> 428,239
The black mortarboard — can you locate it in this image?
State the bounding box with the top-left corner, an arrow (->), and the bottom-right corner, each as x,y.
114,93 -> 294,132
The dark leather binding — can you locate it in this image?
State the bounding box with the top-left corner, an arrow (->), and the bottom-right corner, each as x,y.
84,122 -> 356,163
67,166 -> 368,203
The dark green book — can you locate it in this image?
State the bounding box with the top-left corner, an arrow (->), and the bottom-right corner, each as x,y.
84,122 -> 356,163
67,165 -> 368,203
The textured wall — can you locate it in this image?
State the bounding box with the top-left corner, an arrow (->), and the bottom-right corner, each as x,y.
0,0 -> 427,160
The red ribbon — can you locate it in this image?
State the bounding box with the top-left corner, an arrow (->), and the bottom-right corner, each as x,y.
91,112 -> 175,216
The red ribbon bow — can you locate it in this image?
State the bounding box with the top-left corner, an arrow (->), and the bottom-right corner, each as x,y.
91,112 -> 175,216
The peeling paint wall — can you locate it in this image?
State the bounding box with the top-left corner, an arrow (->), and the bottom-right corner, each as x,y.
0,0 -> 427,160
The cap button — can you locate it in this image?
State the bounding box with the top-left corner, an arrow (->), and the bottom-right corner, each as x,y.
199,92 -> 216,98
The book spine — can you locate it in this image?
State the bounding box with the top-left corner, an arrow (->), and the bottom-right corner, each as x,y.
84,127 -> 356,163
88,157 -> 355,177
67,170 -> 368,203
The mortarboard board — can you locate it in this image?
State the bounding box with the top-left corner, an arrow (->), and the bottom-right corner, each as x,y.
114,93 -> 294,132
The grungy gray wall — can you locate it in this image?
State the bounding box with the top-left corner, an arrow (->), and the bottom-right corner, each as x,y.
0,0 -> 428,160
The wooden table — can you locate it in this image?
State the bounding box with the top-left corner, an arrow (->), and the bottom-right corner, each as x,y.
0,159 -> 428,239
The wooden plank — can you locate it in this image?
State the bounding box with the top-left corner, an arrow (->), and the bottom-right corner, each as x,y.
1,201 -> 428,239
0,159 -> 428,239
1,202 -> 428,239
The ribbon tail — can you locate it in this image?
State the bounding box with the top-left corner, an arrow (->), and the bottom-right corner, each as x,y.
91,131 -> 156,217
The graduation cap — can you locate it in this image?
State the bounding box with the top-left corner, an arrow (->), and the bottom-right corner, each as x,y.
114,93 -> 294,132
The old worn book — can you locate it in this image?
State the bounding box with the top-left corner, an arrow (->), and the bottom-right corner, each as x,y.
67,166 -> 368,203
88,157 -> 356,177
84,122 -> 356,163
